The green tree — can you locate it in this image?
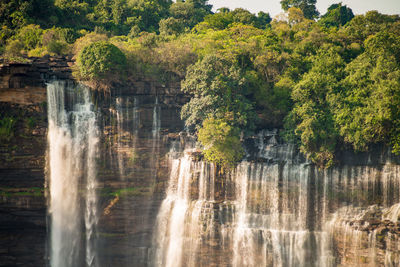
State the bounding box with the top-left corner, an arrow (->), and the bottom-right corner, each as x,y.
77,41 -> 127,79
289,46 -> 345,167
169,0 -> 212,29
181,54 -> 256,166
344,11 -> 400,44
159,17 -> 185,35
319,3 -> 354,28
181,54 -> 256,131
12,24 -> 43,51
280,0 -> 319,19
198,117 -> 244,167
0,0 -> 56,29
202,8 -> 271,30
334,31 -> 400,153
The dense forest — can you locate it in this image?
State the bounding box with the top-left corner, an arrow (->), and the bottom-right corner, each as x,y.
1,0 -> 400,167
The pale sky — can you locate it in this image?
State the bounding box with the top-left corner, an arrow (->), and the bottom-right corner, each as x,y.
207,0 -> 400,17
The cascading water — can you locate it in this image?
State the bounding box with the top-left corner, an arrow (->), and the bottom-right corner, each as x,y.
47,80 -> 99,267
232,161 -> 326,267
152,96 -> 161,140
152,132 -> 400,267
115,97 -> 126,177
152,143 -> 218,267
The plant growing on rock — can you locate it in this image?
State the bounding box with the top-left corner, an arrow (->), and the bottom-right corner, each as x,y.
77,41 -> 127,80
198,117 -> 244,168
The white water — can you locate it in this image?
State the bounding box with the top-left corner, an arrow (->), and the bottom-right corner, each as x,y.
152,96 -> 161,140
47,81 -> 99,267
232,162 -> 324,267
152,144 -> 216,267
152,132 -> 400,266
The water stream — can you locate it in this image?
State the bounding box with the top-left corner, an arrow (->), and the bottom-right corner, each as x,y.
152,133 -> 400,267
47,81 -> 99,267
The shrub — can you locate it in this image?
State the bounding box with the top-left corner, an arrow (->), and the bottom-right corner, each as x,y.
159,17 -> 185,36
73,32 -> 108,56
0,117 -> 16,142
27,47 -> 48,57
47,40 -> 68,54
16,24 -> 43,51
5,39 -> 24,56
198,117 -> 244,168
77,41 -> 127,79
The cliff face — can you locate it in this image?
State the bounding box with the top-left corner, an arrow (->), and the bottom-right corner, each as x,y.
0,57 -> 68,266
0,57 -> 189,266
1,57 -> 400,267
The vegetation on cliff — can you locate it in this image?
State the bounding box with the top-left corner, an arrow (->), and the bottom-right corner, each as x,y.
1,0 -> 399,167
77,41 -> 126,79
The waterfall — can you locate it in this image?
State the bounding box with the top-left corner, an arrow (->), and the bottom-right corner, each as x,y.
115,97 -> 125,177
152,96 -> 161,140
151,131 -> 400,266
232,161 -> 328,267
152,145 -> 217,267
47,81 -> 99,267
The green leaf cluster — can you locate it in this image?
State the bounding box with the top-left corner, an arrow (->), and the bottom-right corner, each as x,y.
198,117 -> 244,168
77,41 -> 127,79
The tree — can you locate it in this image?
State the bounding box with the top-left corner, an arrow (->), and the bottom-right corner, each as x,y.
159,17 -> 185,35
280,0 -> 319,19
181,54 -> 256,131
169,0 -> 212,29
181,54 -> 257,166
0,0 -> 56,29
344,11 -> 400,44
77,41 -> 127,79
319,3 -> 354,28
334,31 -> 400,153
198,117 -> 244,167
202,8 -> 271,30
289,46 -> 345,167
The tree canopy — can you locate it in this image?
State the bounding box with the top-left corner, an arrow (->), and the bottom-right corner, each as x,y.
1,0 -> 400,168
280,0 -> 319,19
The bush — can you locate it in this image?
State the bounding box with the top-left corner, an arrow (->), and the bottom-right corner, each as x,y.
16,24 -> 43,51
77,41 -> 127,79
0,117 -> 16,142
47,40 -> 68,54
5,39 -> 24,56
159,17 -> 185,36
73,32 -> 108,56
41,28 -> 71,55
27,47 -> 48,57
198,117 -> 244,168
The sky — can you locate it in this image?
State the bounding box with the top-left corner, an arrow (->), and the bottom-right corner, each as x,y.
207,0 -> 400,17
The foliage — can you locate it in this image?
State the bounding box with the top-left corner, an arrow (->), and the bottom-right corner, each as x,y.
202,8 -> 271,30
319,3 -> 354,28
0,117 -> 16,142
334,31 -> 400,154
198,117 -> 244,168
181,54 -> 256,132
181,54 -> 256,166
4,39 -> 24,56
159,17 -> 185,36
77,41 -> 127,79
280,0 -> 319,19
14,24 -> 43,51
290,47 -> 345,167
169,0 -> 212,29
1,0 -> 399,167
73,32 -> 108,56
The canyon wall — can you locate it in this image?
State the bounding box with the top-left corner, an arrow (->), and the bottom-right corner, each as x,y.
0,57 -> 399,267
